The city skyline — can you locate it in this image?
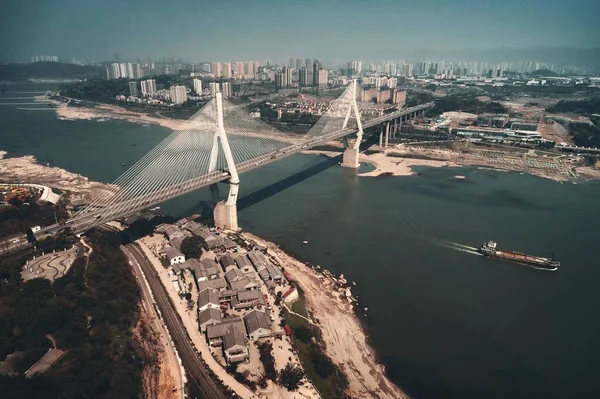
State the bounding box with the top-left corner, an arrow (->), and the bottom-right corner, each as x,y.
2,0 -> 599,63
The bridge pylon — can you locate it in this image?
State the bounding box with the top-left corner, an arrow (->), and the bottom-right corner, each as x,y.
209,93 -> 240,231
340,79 -> 364,169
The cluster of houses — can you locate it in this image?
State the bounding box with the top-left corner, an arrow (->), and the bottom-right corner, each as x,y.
154,218 -> 293,363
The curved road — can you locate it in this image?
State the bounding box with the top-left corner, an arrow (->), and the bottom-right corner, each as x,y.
122,243 -> 229,399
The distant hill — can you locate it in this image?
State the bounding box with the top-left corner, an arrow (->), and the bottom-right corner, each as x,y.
0,62 -> 105,81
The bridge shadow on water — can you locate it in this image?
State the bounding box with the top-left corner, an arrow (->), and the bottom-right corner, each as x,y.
237,153 -> 343,212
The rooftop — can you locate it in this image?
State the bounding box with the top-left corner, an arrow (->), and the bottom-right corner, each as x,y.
244,310 -> 271,333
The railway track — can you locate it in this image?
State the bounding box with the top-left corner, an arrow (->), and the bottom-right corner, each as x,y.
123,243 -> 230,399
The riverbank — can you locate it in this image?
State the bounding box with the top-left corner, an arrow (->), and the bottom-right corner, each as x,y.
0,153 -> 110,204
303,149 -> 457,177
303,145 -> 600,182
242,232 -> 409,399
38,96 -> 188,130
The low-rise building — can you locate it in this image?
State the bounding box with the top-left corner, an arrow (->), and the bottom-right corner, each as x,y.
235,254 -> 255,274
198,277 -> 227,292
201,258 -> 221,279
161,247 -> 185,265
244,310 -> 272,341
230,276 -> 259,291
220,254 -> 236,270
232,290 -> 266,310
247,250 -> 269,270
198,288 -> 220,312
199,307 -> 222,332
206,317 -> 249,363
225,267 -> 244,284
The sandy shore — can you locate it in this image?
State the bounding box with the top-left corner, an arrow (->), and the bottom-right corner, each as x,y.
302,149 -> 458,177
38,96 -> 301,144
242,232 -> 408,399
39,96 -> 189,131
0,154 -> 110,204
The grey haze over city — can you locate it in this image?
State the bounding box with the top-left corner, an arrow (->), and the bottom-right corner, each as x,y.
2,0 -> 600,65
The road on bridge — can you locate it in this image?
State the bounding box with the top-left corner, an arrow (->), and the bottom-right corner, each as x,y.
121,243 -> 229,399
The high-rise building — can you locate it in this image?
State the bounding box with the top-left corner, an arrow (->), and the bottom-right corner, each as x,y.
223,63 -> 232,78
193,78 -> 203,95
140,79 -> 156,96
392,89 -> 407,107
235,61 -> 245,78
317,69 -> 328,88
305,58 -> 312,70
283,66 -> 292,87
312,59 -> 321,87
299,67 -> 309,87
128,81 -> 139,97
208,82 -> 220,97
289,57 -> 295,68
246,61 -> 255,77
110,63 -> 121,79
295,58 -> 302,70
221,82 -> 232,99
211,62 -> 222,77
275,68 -> 289,89
170,85 -> 187,104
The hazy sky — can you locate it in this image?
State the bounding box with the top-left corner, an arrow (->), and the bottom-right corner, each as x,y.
2,0 -> 599,62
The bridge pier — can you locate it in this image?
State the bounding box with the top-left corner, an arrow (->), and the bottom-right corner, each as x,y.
341,147 -> 360,168
340,79 -> 364,170
385,121 -> 390,148
214,200 -> 238,231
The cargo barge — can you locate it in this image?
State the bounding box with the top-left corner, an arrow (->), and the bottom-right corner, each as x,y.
479,241 -> 559,271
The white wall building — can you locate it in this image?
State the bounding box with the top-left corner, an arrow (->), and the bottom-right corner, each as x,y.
140,79 -> 156,96
170,85 -> 187,104
193,78 -> 203,95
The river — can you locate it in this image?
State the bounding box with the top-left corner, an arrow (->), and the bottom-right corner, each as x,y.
2,83 -> 600,399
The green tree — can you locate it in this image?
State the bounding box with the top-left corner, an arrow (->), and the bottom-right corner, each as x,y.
180,236 -> 202,259
278,362 -> 304,391
258,341 -> 277,380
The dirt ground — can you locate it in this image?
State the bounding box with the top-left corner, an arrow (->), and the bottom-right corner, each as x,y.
0,155 -> 110,205
134,305 -> 180,399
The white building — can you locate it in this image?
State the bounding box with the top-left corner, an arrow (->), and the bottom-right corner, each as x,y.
221,82 -> 232,99
208,82 -> 220,97
162,247 -> 185,265
140,79 -> 156,96
193,78 -> 203,95
170,85 -> 187,104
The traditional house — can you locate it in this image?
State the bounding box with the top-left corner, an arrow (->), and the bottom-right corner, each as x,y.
248,250 -> 269,270
198,288 -> 220,312
234,254 -> 255,274
244,310 -> 271,341
199,307 -> 222,332
206,317 -> 249,363
224,267 -> 244,284
220,254 -> 236,271
198,277 -> 227,292
201,258 -> 221,279
232,290 -> 266,310
230,276 -> 259,292
161,247 -> 185,265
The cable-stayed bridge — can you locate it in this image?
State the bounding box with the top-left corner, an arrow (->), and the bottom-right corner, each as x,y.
37,81 -> 433,237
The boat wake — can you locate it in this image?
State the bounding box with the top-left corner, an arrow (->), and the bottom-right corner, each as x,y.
435,240 -> 482,256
